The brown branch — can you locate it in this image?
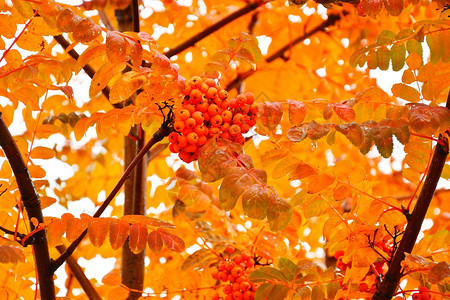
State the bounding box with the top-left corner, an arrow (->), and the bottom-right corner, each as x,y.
53,35 -> 110,99
56,245 -> 101,300
0,113 -> 56,300
163,2 -> 261,59
372,95 -> 450,299
226,12 -> 345,91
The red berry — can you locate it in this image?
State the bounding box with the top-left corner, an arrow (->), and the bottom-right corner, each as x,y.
225,245 -> 236,254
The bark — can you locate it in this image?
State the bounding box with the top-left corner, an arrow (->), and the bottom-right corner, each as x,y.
116,2 -> 147,299
0,114 -> 55,300
372,95 -> 450,299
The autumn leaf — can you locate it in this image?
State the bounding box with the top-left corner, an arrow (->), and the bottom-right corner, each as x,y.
72,18 -> 102,43
159,230 -> 185,252
128,223 -> 148,254
266,193 -> 292,231
109,72 -> 147,104
109,219 -> 130,250
88,218 -> 110,247
241,184 -> 269,220
147,230 -> 163,253
106,31 -> 126,64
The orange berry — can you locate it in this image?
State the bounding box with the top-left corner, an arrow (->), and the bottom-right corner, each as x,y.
189,89 -> 203,104
218,89 -> 228,100
178,151 -> 191,163
245,258 -> 254,268
212,293 -> 220,300
233,113 -> 244,125
240,281 -> 251,291
221,132 -> 231,139
186,132 -> 199,144
178,109 -> 190,121
241,252 -> 251,262
184,104 -> 196,114
221,110 -> 233,123
233,291 -> 243,300
223,284 -> 233,294
220,100 -> 230,110
229,124 -> 241,135
225,245 -> 235,254
188,76 -> 202,88
220,122 -> 230,132
173,120 -> 185,132
192,111 -> 204,124
225,296 -> 233,300
243,290 -> 254,300
206,87 -> 218,99
205,78 -> 216,87
196,101 -> 209,113
209,127 -> 221,136
197,135 -> 207,146
412,294 -> 421,300
210,115 -> 223,127
176,136 -> 187,148
182,86 -> 191,95
230,98 -> 238,108
418,287 -> 429,293
185,118 -> 196,129
200,82 -> 209,93
236,94 -> 247,107
232,282 -> 241,291
233,134 -> 245,144
212,270 -> 220,280
240,123 -> 250,133
213,97 -> 222,106
225,261 -> 234,272
203,112 -> 211,122
219,262 -> 226,271
249,103 -> 258,114
208,104 -> 220,116
168,132 -> 178,143
184,144 -> 197,153
194,124 -> 206,136
169,143 -> 179,153
235,276 -> 245,284
244,92 -> 254,104
231,267 -> 243,277
233,255 -> 243,265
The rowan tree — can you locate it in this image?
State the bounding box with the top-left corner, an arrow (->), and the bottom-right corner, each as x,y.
0,0 -> 449,299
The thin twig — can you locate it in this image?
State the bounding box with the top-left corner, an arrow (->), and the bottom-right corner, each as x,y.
49,124 -> 172,273
226,12 -> 345,90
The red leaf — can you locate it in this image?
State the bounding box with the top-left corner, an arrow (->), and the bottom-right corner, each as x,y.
128,224 -> 148,254
147,231 -> 163,253
331,103 -> 355,122
287,100 -> 306,126
159,230 -> 185,252
307,120 -> 330,140
66,216 -> 90,242
109,219 -> 130,250
383,0 -> 403,16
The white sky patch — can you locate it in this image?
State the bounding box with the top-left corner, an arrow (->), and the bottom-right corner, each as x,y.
288,14 -> 302,23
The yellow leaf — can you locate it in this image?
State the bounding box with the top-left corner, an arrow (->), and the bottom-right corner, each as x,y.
109,72 -> 147,104
89,62 -> 126,98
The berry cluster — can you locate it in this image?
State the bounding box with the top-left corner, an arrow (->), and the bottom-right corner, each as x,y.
412,287 -> 431,300
169,76 -> 257,163
211,245 -> 257,300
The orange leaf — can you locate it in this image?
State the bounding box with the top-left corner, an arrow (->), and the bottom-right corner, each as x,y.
307,173 -> 334,194
76,43 -> 106,73
128,223 -> 148,254
109,72 -> 147,104
159,230 -> 185,252
257,102 -> 283,131
66,217 -> 90,242
89,62 -> 126,98
106,31 -> 126,64
392,83 -> 420,103
109,219 -> 130,250
0,245 -> 25,264
147,230 -> 163,253
28,164 -> 46,178
56,8 -> 82,32
129,39 -> 143,68
72,18 -> 102,43
30,146 -> 55,159
88,218 -> 110,247
46,219 -> 66,247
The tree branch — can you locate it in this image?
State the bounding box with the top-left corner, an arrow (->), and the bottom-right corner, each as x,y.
372,94 -> 450,299
163,2 -> 261,59
226,12 -> 344,90
53,35 -> 110,99
0,113 -> 56,300
49,124 -> 171,273
56,244 -> 101,300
